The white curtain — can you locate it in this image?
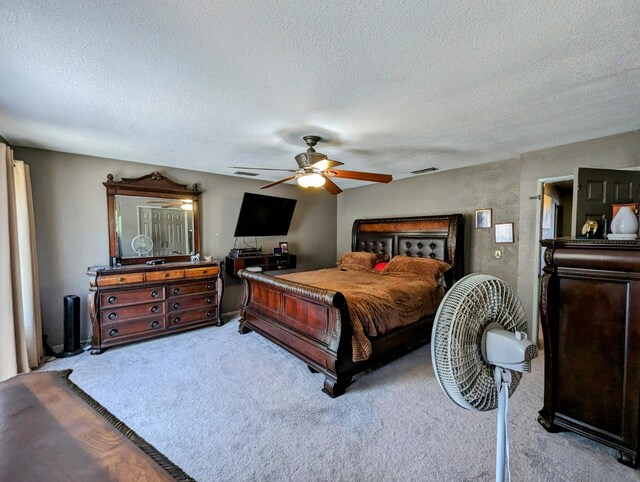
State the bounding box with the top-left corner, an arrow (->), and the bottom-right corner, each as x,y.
0,144 -> 43,381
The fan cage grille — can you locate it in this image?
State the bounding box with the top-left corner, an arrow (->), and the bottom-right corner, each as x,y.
431,274 -> 527,411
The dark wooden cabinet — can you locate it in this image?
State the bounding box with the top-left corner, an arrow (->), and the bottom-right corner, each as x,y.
539,239 -> 640,468
225,254 -> 296,277
87,261 -> 223,353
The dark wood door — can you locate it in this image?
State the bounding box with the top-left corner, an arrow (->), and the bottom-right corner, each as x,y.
573,168 -> 640,236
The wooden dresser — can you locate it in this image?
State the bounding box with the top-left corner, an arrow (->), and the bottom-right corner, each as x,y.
87,261 -> 223,354
539,239 -> 640,468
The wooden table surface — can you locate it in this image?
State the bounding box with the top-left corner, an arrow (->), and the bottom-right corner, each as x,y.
0,370 -> 193,481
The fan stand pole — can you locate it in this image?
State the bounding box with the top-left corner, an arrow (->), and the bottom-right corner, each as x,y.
495,367 -> 512,482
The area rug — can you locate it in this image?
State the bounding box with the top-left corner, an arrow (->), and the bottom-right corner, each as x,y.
42,317 -> 640,481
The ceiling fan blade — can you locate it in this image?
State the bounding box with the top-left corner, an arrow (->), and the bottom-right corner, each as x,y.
230,166 -> 298,172
323,177 -> 343,195
311,159 -> 344,171
260,176 -> 297,189
325,169 -> 392,183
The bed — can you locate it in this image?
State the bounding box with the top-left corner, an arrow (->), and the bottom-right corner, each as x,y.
237,214 -> 464,397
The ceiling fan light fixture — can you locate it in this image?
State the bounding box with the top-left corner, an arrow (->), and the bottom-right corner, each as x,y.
297,172 -> 326,188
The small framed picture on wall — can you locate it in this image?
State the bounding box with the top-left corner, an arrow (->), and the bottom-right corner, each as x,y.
495,223 -> 515,243
279,241 -> 288,253
475,208 -> 492,229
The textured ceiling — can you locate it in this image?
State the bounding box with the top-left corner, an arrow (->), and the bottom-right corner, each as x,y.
1,1 -> 639,189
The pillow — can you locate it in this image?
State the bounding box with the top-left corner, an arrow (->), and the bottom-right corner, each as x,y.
382,255 -> 452,280
336,251 -> 384,270
373,261 -> 389,271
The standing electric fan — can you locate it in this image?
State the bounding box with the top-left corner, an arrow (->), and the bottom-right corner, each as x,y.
131,234 -> 154,256
431,274 -> 538,482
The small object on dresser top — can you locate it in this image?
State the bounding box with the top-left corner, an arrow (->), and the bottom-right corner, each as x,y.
246,266 -> 263,272
146,259 -> 166,265
190,253 -> 200,263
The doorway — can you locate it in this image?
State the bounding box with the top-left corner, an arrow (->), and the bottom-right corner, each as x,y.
138,206 -> 191,257
531,166 -> 640,345
531,175 -> 574,345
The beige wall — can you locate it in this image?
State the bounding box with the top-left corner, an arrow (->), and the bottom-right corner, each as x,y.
338,130 -> 640,331
16,147 -> 338,346
14,129 -> 640,346
337,157 -> 523,287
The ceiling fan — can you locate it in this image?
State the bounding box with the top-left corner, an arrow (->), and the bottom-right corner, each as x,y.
146,199 -> 193,210
231,135 -> 392,195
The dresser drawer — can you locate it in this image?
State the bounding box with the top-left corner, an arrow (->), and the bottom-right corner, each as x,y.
100,287 -> 165,307
101,301 -> 165,323
97,273 -> 145,287
168,280 -> 216,297
145,269 -> 184,282
101,316 -> 165,341
167,294 -> 216,312
167,308 -> 217,328
185,266 -> 220,278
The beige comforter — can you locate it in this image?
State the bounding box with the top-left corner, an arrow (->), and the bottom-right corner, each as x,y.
278,268 -> 444,362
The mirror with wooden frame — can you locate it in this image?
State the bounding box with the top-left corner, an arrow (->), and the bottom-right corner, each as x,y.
104,172 -> 201,265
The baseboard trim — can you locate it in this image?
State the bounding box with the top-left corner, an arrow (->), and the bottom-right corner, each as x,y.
52,338 -> 92,354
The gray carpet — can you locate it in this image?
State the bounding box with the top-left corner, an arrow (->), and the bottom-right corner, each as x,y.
44,316 -> 639,482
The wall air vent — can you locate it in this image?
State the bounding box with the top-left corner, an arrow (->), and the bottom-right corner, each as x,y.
411,167 -> 439,175
234,171 -> 259,177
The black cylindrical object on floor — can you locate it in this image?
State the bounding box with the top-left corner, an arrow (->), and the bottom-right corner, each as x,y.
60,295 -> 83,357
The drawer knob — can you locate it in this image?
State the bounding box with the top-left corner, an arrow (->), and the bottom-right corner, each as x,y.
107,296 -> 117,304
151,321 -> 160,329
119,277 -> 126,282
173,288 -> 180,295
108,312 -> 117,321
108,328 -> 118,337
206,297 -> 213,304
173,317 -> 181,324
151,290 -> 159,298
206,283 -> 213,290
164,272 -> 170,278
172,302 -> 180,310
151,305 -> 159,313
206,310 -> 212,317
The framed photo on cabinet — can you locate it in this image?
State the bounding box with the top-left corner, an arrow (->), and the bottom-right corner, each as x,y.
279,241 -> 288,253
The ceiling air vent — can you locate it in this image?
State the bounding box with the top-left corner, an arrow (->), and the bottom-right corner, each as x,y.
411,167 -> 439,175
234,171 -> 259,177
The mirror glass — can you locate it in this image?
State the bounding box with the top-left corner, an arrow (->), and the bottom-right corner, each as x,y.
115,195 -> 195,258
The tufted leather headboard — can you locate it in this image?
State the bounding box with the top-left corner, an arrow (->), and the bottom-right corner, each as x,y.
351,214 -> 465,283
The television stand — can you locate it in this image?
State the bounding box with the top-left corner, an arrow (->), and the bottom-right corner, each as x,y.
226,253 -> 297,277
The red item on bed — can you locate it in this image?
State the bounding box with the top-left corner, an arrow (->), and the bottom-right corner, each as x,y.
374,261 -> 389,271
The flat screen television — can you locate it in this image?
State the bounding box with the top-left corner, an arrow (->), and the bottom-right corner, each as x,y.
233,192 -> 297,237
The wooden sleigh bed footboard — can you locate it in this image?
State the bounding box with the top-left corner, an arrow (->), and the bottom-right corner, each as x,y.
238,271 -> 435,397
238,214 -> 464,397
238,272 -> 353,396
